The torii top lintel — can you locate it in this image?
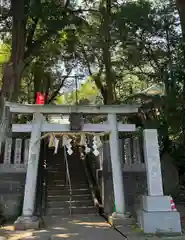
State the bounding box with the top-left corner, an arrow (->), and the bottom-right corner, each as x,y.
5,102 -> 140,114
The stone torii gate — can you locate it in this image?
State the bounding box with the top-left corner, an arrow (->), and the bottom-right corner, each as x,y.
6,103 -> 136,229
3,102 -> 182,233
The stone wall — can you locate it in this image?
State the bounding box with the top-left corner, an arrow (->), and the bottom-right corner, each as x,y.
102,169 -> 147,216
0,173 -> 26,220
123,172 -> 147,216
102,140 -> 147,216
101,139 -> 179,217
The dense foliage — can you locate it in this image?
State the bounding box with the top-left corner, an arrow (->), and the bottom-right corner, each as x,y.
1,0 -> 185,162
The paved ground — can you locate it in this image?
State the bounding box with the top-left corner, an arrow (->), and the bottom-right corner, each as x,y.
0,214 -> 184,240
42,215 -> 126,239
0,215 -> 126,240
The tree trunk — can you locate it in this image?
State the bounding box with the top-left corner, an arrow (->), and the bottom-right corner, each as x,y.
176,0 -> 185,40
101,0 -> 114,104
175,0 -> 185,145
2,0 -> 26,102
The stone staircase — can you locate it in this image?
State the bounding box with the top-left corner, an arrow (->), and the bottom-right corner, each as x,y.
45,147 -> 96,216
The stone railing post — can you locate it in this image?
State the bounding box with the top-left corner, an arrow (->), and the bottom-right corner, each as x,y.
3,137 -> 12,167
23,139 -> 30,168
14,138 -> 22,168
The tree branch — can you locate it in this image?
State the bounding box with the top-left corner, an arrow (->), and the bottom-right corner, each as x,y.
0,26 -> 11,33
0,7 -> 11,20
79,42 -> 107,102
47,67 -> 73,103
144,43 -> 161,70
65,0 -> 70,8
80,43 -> 93,75
24,30 -> 57,60
26,18 -> 39,51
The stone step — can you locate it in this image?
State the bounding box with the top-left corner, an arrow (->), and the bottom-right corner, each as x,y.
46,206 -> 96,215
70,181 -> 89,185
47,182 -> 89,186
46,166 -> 85,170
46,166 -> 65,169
47,194 -> 92,201
47,175 -> 66,179
47,173 -> 65,176
47,169 -> 65,172
46,170 -> 66,174
47,199 -> 94,208
47,176 -> 65,179
47,186 -> 90,194
47,180 -> 66,184
47,172 -> 65,175
47,176 -> 66,183
47,181 -> 88,186
47,164 -> 65,167
47,184 -> 89,190
47,171 -> 84,175
70,176 -> 87,179
47,173 -> 87,180
47,163 -> 64,166
47,188 -> 90,195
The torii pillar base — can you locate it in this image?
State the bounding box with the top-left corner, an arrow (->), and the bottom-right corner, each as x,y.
108,212 -> 133,226
14,216 -> 43,230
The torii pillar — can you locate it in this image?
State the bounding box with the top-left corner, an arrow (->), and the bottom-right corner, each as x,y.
14,113 -> 43,230
108,113 -> 127,224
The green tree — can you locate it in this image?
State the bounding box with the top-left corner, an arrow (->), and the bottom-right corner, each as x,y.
0,0 -> 85,101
